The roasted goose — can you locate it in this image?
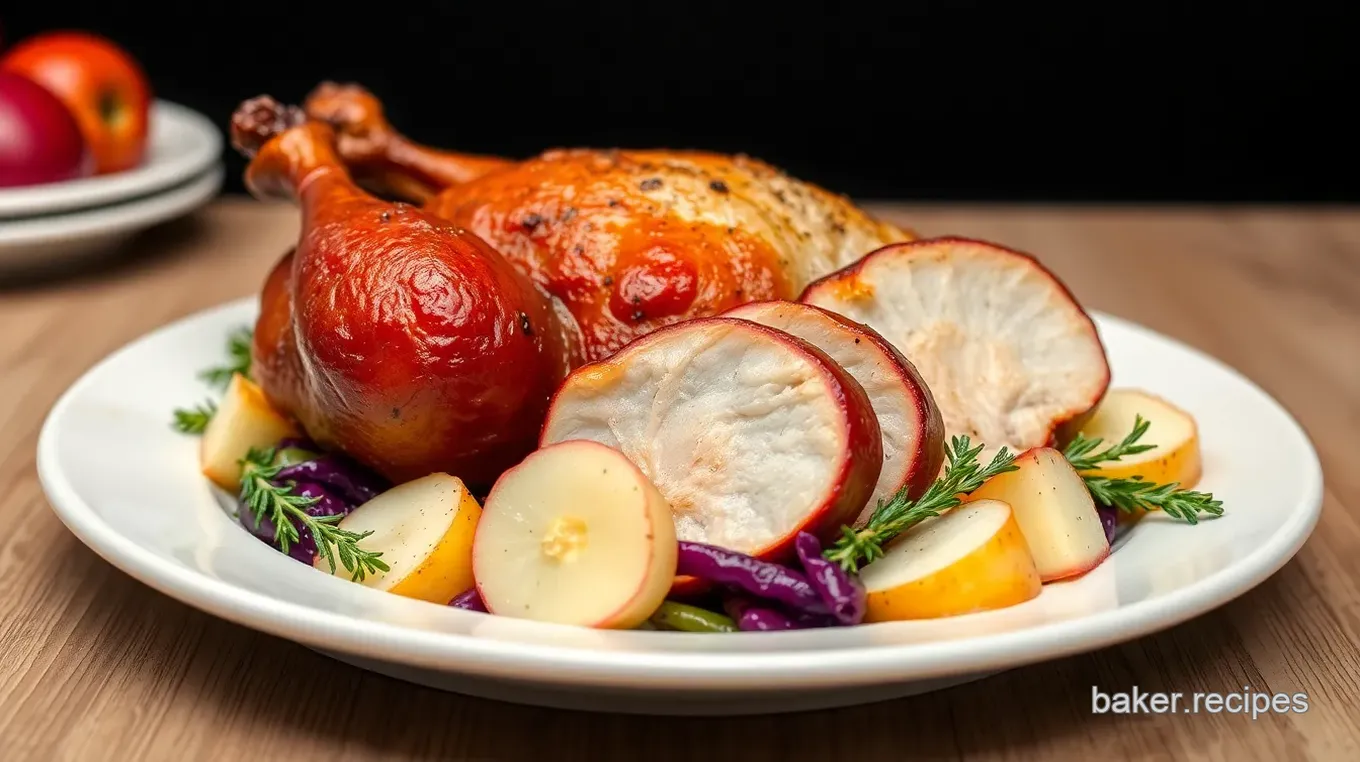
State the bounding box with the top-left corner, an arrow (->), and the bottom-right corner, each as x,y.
231,89 -> 913,488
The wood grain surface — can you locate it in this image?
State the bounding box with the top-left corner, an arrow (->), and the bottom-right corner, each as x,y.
1,199 -> 1356,761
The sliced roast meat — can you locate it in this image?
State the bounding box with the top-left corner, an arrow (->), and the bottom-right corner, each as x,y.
801,236 -> 1110,459
723,300 -> 944,525
541,317 -> 883,560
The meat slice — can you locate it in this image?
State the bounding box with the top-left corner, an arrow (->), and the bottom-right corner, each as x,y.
540,317 -> 883,559
722,300 -> 944,526
801,237 -> 1110,458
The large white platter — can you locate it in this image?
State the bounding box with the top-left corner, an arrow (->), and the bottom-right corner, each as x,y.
36,298 -> 1322,715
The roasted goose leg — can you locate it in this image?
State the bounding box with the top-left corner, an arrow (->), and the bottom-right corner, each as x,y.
231,97 -> 572,490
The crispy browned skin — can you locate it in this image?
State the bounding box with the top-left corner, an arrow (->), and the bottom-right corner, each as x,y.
305,83 -> 914,360
234,100 -> 571,489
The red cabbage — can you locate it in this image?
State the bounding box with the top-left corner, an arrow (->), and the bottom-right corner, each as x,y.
239,479 -> 348,564
450,588 -> 488,612
275,453 -> 387,507
1098,504 -> 1118,544
794,532 -> 867,625
676,541 -> 829,616
723,596 -> 796,630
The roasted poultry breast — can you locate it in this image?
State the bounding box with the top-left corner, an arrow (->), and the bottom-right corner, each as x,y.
422,148 -> 910,360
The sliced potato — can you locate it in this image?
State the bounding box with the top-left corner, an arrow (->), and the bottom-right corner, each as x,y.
319,473 -> 481,603
1077,388 -> 1202,489
968,447 -> 1110,582
201,373 -> 298,491
860,499 -> 1041,621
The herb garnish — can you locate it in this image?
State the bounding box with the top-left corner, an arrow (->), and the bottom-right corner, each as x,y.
171,400 -> 217,433
827,414 -> 1225,573
1063,415 -> 1223,524
171,327 -> 254,434
238,447 -> 389,581
199,327 -> 254,389
824,436 -> 1018,572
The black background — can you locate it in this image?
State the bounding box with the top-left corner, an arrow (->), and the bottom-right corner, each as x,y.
4,3 -> 1355,202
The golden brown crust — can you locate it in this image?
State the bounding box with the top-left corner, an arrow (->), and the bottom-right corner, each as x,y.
299,84 -> 914,362
429,149 -> 910,360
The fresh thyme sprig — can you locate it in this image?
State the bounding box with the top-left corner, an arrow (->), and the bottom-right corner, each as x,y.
1061,415 -> 1223,524
199,327 -> 254,389
172,327 -> 255,434
239,447 -> 389,581
824,436 -> 1019,572
171,400 -> 217,433
1083,476 -> 1222,524
1061,415 -> 1157,471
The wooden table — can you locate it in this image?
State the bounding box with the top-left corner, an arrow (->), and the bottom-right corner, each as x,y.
2,199 -> 1356,760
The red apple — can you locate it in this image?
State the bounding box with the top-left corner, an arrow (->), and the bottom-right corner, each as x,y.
0,71 -> 92,187
541,317 -> 883,565
1,32 -> 151,174
473,440 -> 678,628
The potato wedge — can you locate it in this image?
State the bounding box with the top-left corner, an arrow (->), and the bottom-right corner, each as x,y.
860,499 -> 1041,621
201,373 -> 298,491
968,447 -> 1110,582
1077,388 -> 1202,489
320,473 -> 481,604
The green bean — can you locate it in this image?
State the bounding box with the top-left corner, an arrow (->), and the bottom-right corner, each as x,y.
648,601 -> 738,633
273,446 -> 321,467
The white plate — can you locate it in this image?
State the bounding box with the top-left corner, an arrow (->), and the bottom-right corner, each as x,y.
36,299 -> 1323,715
0,165 -> 222,273
0,101 -> 222,220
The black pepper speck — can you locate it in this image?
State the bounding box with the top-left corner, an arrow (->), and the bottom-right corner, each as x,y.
640,178 -> 663,191
709,180 -> 729,193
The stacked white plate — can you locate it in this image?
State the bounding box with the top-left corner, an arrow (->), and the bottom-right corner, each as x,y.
0,100 -> 223,273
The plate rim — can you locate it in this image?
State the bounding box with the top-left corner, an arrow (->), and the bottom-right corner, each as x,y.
0,101 -> 222,219
36,298 -> 1325,690
0,164 -> 222,246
